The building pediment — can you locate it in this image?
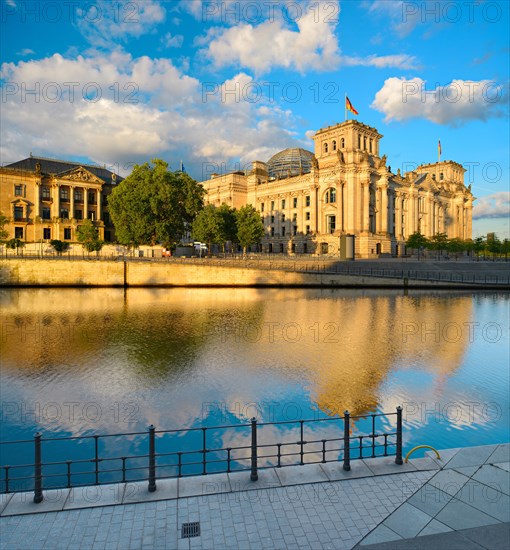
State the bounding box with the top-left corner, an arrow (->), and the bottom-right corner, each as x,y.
56,167 -> 104,184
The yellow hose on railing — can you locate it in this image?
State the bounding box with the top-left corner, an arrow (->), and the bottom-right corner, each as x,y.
404,445 -> 441,463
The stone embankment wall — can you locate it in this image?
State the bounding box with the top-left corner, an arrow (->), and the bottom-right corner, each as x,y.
0,259 -> 507,288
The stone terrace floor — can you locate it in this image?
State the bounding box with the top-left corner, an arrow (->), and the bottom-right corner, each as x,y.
0,444 -> 508,550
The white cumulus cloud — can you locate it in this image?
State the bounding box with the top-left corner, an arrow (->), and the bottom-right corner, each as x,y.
372,77 -> 506,126
473,192 -> 510,220
204,0 -> 342,74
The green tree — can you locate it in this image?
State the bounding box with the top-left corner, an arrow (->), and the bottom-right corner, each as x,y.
236,205 -> 264,255
487,235 -> 502,257
427,232 -> 448,258
217,204 -> 237,252
406,232 -> 429,260
0,213 -> 9,242
77,219 -> 104,255
6,238 -> 25,255
502,238 -> 510,260
191,205 -> 223,252
446,238 -> 465,259
472,236 -> 486,259
108,159 -> 204,248
50,240 -> 70,256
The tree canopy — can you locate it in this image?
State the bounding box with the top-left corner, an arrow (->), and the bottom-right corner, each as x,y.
77,219 -> 104,255
108,159 -> 204,247
236,205 -> 264,254
0,213 -> 9,242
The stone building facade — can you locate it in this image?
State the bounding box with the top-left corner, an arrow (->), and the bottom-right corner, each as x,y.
0,156 -> 121,244
199,120 -> 474,257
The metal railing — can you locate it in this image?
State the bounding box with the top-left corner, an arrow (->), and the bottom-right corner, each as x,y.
1,253 -> 508,284
1,408 -> 403,502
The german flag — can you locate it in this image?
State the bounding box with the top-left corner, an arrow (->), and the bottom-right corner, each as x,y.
346,96 -> 358,115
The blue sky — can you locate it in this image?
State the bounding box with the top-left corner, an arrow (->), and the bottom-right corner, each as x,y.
1,0 -> 509,237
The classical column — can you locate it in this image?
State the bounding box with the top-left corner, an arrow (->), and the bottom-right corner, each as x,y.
395,192 -> 402,238
362,183 -> 370,232
378,185 -> 388,234
84,187 -> 88,219
97,188 -> 102,221
338,182 -> 344,232
70,185 -> 75,219
34,182 -> 40,217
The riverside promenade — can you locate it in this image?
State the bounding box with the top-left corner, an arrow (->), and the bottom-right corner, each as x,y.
0,444 -> 508,550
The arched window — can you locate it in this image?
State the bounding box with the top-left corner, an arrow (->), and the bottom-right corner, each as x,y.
369,139 -> 373,153
340,138 -> 345,148
440,172 -> 444,180
332,140 -> 337,151
324,142 -> 328,153
325,188 -> 336,203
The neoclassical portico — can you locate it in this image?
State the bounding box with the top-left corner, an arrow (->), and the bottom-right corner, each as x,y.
199,119 -> 474,257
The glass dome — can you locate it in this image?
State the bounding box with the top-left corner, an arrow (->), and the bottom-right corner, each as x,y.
267,148 -> 315,180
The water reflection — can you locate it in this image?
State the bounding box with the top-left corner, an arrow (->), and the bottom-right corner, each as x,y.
1,287 -> 508,481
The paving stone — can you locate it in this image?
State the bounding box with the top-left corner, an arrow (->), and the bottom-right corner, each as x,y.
486,444 -> 510,465
454,480 -> 510,522
358,524 -> 402,546
228,467 -> 281,492
494,462 -> 510,473
123,479 -> 178,504
417,518 -> 453,537
436,498 -> 501,530
452,465 -> 480,477
425,447 -> 461,467
404,457 -> 441,471
320,459 -> 373,481
444,445 -> 498,470
362,456 -> 417,476
0,493 -> 13,515
472,464 -> 510,496
428,468 -> 471,496
273,463 -> 329,486
179,473 -> 231,499
382,502 -> 432,538
406,483 -> 453,516
460,522 -> 510,550
2,489 -> 70,516
64,485 -> 125,510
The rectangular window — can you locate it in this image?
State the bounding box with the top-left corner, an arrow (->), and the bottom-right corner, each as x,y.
75,210 -> 83,220
15,227 -> 23,239
293,226 -> 297,236
88,211 -> 95,221
60,209 -> 69,219
14,206 -> 23,221
74,189 -> 83,202
270,227 -> 275,237
305,212 -> 310,221
60,188 -> 69,200
260,203 -> 265,213
43,228 -> 51,240
282,214 -> 285,222
270,201 -> 274,211
293,197 -> 298,208
281,199 -> 286,209
292,213 -> 297,222
41,187 -> 51,199
14,185 -> 23,196
281,226 -> 286,236
305,195 -> 310,207
328,215 -> 336,234
306,225 -> 310,235
270,215 -> 275,223
88,191 -> 96,204
64,228 -> 71,240
103,212 -> 110,225
42,207 -> 51,220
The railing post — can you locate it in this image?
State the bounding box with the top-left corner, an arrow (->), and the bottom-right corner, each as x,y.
395,406 -> 403,465
148,425 -> 157,492
343,411 -> 351,471
250,417 -> 258,481
34,432 -> 43,503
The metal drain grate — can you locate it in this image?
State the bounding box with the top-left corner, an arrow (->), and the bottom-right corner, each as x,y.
181,522 -> 201,539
